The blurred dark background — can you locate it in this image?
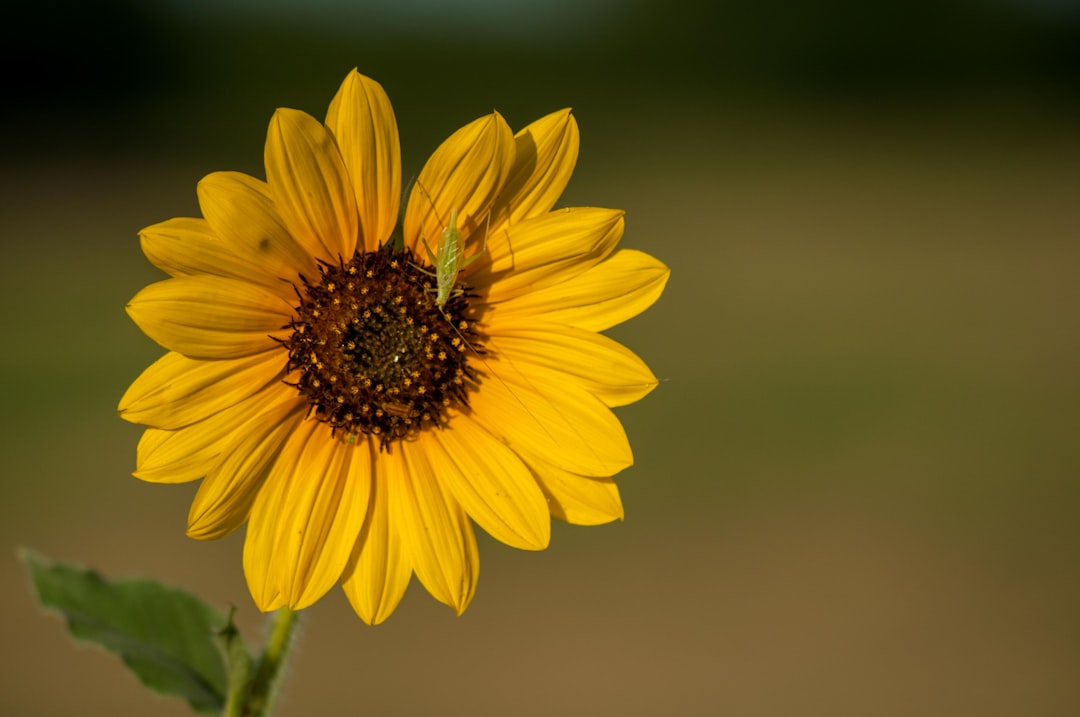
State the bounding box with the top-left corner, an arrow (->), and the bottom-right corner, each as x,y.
3,1 -> 1079,715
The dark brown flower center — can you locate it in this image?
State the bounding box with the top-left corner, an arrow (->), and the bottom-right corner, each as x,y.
281,246 -> 479,446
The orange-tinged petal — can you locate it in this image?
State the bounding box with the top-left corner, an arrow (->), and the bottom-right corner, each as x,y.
197,171 -> 318,284
245,421 -> 370,611
490,108 -> 578,228
326,69 -> 401,252
288,435 -> 372,609
119,351 -> 285,429
341,443 -> 411,625
403,112 -> 514,257
472,207 -> 624,303
126,276 -> 292,360
391,438 -> 479,614
430,416 -> 550,550
272,425 -> 373,609
265,107 -> 359,262
486,322 -> 657,407
466,352 -> 633,477
530,457 -> 625,525
242,420 -> 315,611
489,248 -> 670,332
186,398 -> 305,540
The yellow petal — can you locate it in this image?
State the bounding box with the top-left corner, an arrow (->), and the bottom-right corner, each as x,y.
326,69 -> 401,252
391,438 -> 479,615
430,416 -> 550,550
186,398 -> 305,540
265,107 -> 359,263
197,171 -> 318,283
133,381 -> 294,484
489,248 -> 670,332
486,323 -> 657,407
341,442 -> 412,625
467,352 -> 633,477
490,109 -> 578,228
403,112 -> 514,258
133,427 -> 214,484
125,276 -> 292,360
473,207 -> 624,303
119,351 -> 284,429
530,457 -> 625,526
138,217 -> 224,278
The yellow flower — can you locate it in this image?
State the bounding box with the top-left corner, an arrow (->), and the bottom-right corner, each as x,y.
119,69 -> 669,624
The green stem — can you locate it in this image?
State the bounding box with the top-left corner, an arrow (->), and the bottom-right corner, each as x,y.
234,607 -> 300,717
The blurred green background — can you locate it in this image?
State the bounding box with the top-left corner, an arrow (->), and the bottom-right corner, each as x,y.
3,0 -> 1079,714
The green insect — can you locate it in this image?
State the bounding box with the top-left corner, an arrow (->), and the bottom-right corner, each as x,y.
413,198 -> 600,467
419,207 -> 487,309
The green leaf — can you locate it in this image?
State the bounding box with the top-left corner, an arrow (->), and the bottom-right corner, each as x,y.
20,548 -> 229,714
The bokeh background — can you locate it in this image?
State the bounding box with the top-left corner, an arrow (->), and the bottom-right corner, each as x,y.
3,0 -> 1079,715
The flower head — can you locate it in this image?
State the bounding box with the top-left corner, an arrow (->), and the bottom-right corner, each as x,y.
119,69 -> 669,623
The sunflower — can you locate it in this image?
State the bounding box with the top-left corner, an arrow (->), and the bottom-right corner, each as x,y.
119,69 -> 669,624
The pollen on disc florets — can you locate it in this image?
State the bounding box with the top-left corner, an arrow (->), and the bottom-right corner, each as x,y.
281,246 -> 479,446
